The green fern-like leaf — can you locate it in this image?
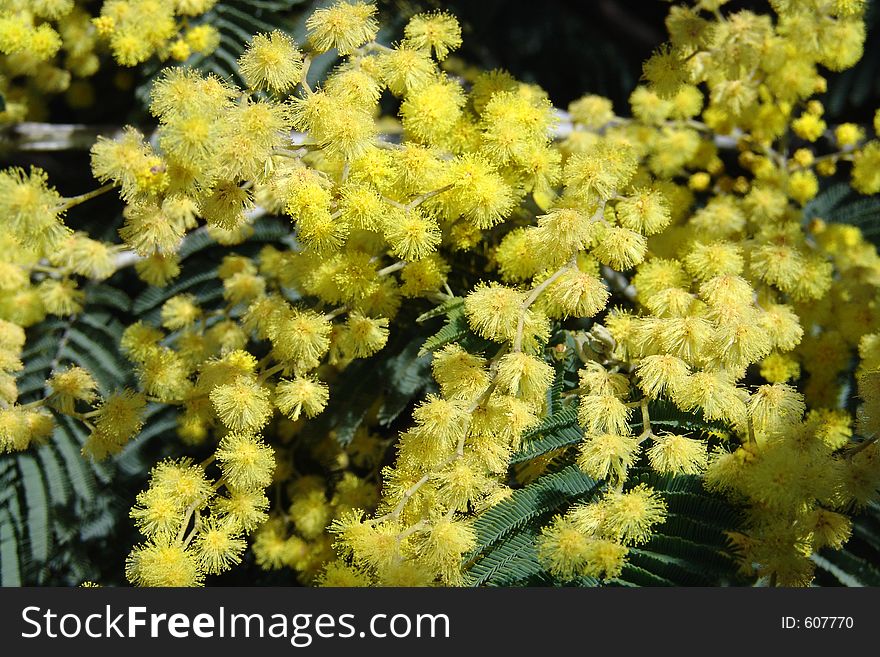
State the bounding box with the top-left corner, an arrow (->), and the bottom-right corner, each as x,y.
419,308 -> 470,356
132,218 -> 290,322
464,465 -> 601,586
803,183 -> 880,244
512,407 -> 581,464
465,531 -> 552,587
0,284 -> 130,585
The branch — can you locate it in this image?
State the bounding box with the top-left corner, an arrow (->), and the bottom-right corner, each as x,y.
513,255 -> 577,352
58,182 -> 118,211
0,122 -> 129,152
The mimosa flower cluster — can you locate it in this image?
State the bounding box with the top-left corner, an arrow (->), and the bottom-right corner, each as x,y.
3,0 -> 880,587
0,0 -> 219,122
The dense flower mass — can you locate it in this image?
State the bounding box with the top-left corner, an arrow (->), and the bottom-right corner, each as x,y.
0,0 -> 221,123
3,0 -> 880,588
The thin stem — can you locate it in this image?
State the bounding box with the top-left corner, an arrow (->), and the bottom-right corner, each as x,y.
790,149 -> 856,172
381,469 -> 440,523
380,195 -> 407,210
299,56 -> 313,94
323,306 -> 349,321
845,434 -> 879,458
17,398 -> 46,411
274,147 -> 309,158
257,362 -> 286,384
406,183 -> 454,210
377,261 -> 406,277
57,182 -> 118,212
183,512 -> 202,549
396,519 -> 429,542
145,393 -> 208,405
512,255 -> 577,352
637,398 -> 654,444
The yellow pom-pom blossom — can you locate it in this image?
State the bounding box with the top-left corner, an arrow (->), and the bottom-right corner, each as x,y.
3,0 -> 880,590
210,376 -> 273,432
647,433 -> 708,475
464,282 -> 524,343
306,0 -> 378,55
239,30 -> 303,94
0,167 -> 69,253
84,390 -> 147,458
577,433 -> 640,482
215,431 -> 276,492
126,536 -> 204,587
195,517 -> 246,575
536,515 -> 629,580
275,377 -> 329,421
403,11 -> 461,61
495,353 -> 554,406
47,366 -> 97,413
601,485 -> 668,545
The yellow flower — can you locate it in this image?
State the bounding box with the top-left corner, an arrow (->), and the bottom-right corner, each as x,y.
275,376 -> 329,421
210,376 -> 273,432
495,352 -> 554,405
576,433 -> 640,481
403,11 -> 462,60
306,0 -> 378,55
601,484 -> 667,545
195,517 -> 246,574
126,536 -> 204,587
647,433 -> 708,475
47,366 -> 97,413
215,431 -> 276,492
239,30 -> 303,94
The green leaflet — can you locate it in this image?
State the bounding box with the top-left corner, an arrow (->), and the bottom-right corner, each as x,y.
0,284 -> 126,585
132,218 -> 290,321
465,465 -> 601,586
419,308 -> 470,355
512,409 -> 581,464
803,182 -> 880,244
513,398 -> 727,466
418,299 -> 495,356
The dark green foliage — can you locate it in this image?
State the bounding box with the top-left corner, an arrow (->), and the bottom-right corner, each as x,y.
814,501 -> 880,586
0,284 -> 127,585
804,182 -> 880,244
612,469 -> 745,587
464,465 -> 601,586
823,1 -> 880,120
418,299 -> 495,356
464,462 -> 745,587
132,218 -> 290,323
512,407 -> 581,464
303,329 -> 436,448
